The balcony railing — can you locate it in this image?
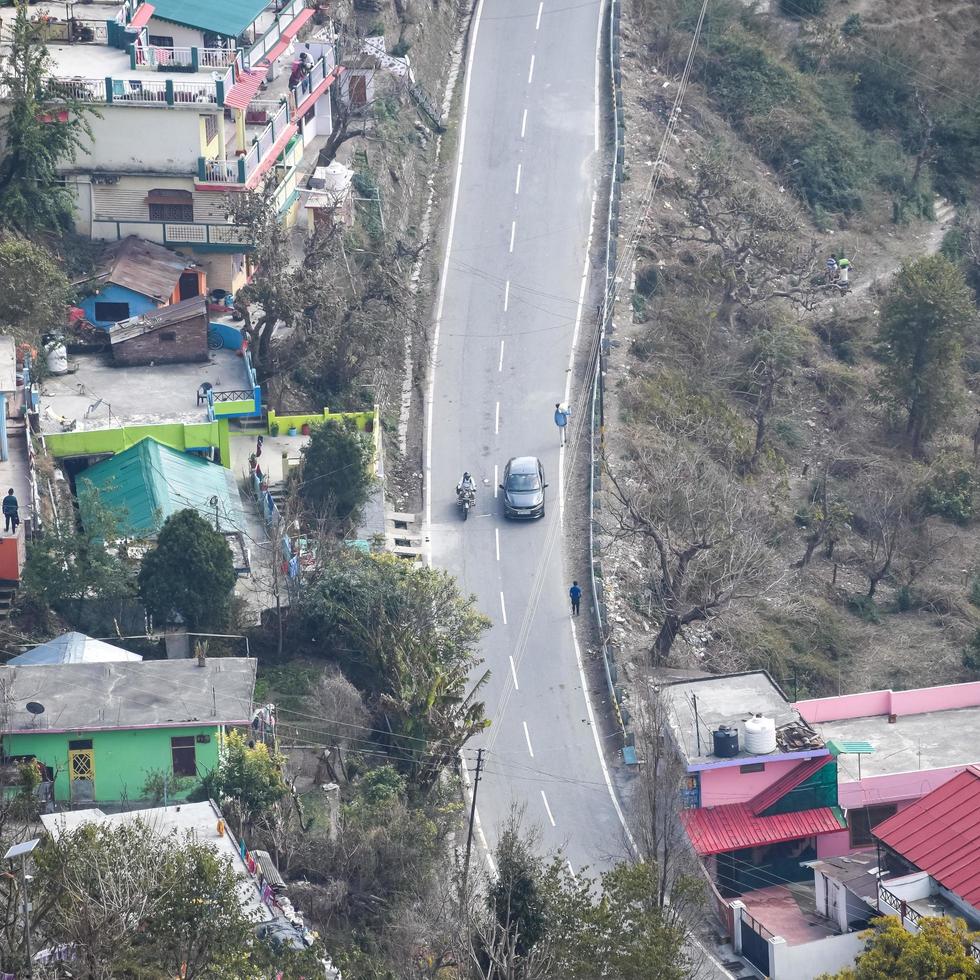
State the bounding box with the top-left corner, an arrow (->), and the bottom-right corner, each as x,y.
134,43 -> 239,71
165,223 -> 253,246
32,73 -> 228,107
38,18 -> 110,44
243,0 -> 308,70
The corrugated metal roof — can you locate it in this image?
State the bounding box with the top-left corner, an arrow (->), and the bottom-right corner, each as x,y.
150,0 -> 268,38
99,236 -> 191,302
9,632 -> 142,665
110,296 -> 207,345
129,2 -> 155,28
76,437 -> 246,538
749,756 -> 832,815
874,765 -> 980,909
682,803 -> 846,856
826,739 -> 874,756
223,68 -> 266,110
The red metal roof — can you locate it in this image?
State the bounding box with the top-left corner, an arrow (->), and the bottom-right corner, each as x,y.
749,755 -> 831,815
223,68 -> 267,111
128,2 -> 155,29
258,7 -> 315,67
874,765 -> 980,909
682,803 -> 845,856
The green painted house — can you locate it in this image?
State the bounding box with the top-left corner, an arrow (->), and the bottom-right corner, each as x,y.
0,657 -> 255,804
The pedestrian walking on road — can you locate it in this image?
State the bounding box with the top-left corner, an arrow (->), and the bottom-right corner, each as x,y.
554,402 -> 571,446
569,580 -> 582,616
2,489 -> 18,534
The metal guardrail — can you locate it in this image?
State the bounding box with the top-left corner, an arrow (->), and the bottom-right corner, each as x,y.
212,389 -> 255,402
588,0 -> 629,750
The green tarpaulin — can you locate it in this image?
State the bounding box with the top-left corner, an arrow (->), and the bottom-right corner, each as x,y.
77,437 -> 246,538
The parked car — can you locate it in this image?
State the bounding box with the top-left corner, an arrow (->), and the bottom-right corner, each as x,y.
500,456 -> 547,519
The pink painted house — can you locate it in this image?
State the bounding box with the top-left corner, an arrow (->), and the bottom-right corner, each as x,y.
796,680 -> 980,857
661,671 -> 980,979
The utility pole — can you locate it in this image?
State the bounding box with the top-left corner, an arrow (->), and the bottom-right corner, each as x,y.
462,748 -> 484,896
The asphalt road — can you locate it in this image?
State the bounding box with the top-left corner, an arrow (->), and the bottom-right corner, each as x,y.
425,0 -> 633,876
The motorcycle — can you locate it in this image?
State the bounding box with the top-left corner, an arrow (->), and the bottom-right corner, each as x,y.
456,485 -> 476,520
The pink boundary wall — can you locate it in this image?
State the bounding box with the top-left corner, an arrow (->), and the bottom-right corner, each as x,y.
795,680 -> 980,723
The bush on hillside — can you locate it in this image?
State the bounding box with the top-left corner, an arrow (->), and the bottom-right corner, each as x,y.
919,457 -> 978,525
780,0 -> 825,18
851,44 -> 916,131
702,31 -> 797,123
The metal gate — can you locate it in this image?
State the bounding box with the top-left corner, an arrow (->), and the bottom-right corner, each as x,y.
740,912 -> 772,976
69,748 -> 95,802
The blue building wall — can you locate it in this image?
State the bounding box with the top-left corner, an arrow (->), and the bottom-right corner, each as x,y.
80,284 -> 161,330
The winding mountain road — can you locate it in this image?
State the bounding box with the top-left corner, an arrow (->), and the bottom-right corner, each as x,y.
424,0 -> 633,875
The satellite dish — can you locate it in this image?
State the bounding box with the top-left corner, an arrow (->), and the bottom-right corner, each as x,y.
25,702 -> 44,716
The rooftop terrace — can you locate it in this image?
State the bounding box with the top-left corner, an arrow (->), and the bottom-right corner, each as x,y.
39,348 -> 252,435
812,707 -> 980,782
661,671 -> 825,769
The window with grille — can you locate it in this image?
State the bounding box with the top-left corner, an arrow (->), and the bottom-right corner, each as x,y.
94,301 -> 130,322
159,331 -> 177,342
171,736 -> 197,777
149,202 -> 194,222
203,114 -> 218,145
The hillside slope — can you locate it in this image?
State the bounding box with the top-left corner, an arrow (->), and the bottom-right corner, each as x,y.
602,0 -> 980,701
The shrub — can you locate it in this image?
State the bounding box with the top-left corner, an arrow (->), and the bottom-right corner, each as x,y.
963,629 -> 980,673
780,0 -> 825,18
848,594 -> 881,623
702,31 -> 798,123
969,573 -> 980,608
919,459 -> 978,524
841,13 -> 863,36
851,44 -> 916,131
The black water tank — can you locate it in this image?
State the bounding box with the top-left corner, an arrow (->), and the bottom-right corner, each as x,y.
712,726 -> 739,758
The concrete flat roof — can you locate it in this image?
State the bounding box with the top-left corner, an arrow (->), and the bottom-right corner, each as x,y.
812,706 -> 980,781
40,350 -> 251,434
661,671 -> 824,767
41,800 -> 273,922
0,657 -> 255,732
25,43 -> 220,84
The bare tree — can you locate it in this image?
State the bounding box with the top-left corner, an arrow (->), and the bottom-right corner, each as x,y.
605,435 -> 775,664
631,692 -> 704,923
849,468 -> 913,599
739,315 -> 808,471
302,665 -> 371,783
797,449 -> 854,568
657,149 -> 821,326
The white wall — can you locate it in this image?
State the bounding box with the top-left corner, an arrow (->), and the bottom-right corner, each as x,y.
144,18 -> 207,47
74,106 -> 203,172
770,932 -> 866,980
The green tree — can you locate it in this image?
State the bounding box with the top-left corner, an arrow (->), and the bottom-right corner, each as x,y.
22,491 -> 135,630
0,237 -> 71,344
553,862 -> 694,980
298,551 -> 491,787
137,508 -> 237,630
201,728 -> 288,833
820,915 -> 980,979
877,254 -> 976,451
22,818 -> 309,980
297,418 -> 373,526
0,1 -> 95,233
472,817 -> 693,980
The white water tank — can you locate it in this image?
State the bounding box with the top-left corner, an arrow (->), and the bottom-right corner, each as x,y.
743,714 -> 777,755
46,342 -> 68,376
